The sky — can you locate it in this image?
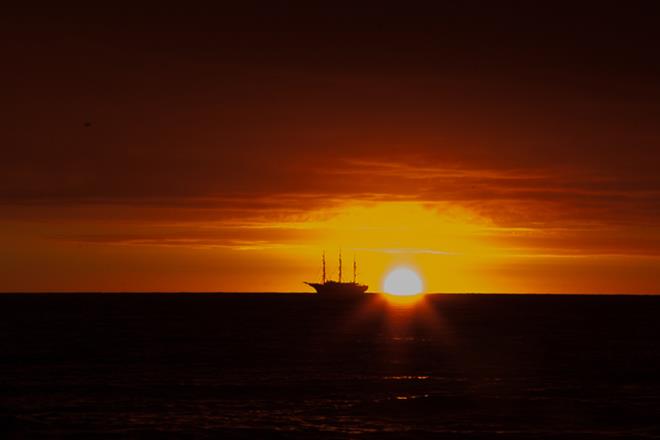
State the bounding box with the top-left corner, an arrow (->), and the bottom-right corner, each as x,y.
2,4 -> 660,293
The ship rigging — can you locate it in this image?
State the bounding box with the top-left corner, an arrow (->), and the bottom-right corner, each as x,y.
305,251 -> 368,295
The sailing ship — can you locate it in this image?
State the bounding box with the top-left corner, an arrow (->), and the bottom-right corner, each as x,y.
305,251 -> 368,295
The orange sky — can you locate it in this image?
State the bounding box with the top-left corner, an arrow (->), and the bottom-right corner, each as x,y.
2,4 -> 660,293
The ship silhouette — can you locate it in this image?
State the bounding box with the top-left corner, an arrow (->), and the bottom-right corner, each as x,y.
305,251 -> 368,295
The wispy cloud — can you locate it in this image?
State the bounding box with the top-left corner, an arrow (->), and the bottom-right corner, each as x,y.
352,247 -> 457,255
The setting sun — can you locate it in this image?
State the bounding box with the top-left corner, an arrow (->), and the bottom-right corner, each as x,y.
383,267 -> 424,296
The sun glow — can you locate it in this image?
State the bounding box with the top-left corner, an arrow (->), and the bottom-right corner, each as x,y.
383,267 -> 424,296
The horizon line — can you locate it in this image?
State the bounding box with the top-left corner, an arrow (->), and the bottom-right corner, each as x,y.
1,291 -> 659,296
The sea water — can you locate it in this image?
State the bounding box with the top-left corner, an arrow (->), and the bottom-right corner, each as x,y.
1,293 -> 659,438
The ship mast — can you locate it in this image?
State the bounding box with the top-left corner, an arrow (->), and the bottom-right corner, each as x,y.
322,251 -> 326,283
338,250 -> 342,283
353,254 -> 356,283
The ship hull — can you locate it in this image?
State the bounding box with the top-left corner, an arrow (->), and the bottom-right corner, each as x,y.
305,281 -> 368,295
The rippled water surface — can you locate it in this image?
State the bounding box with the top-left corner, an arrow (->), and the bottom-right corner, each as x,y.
1,293 -> 660,438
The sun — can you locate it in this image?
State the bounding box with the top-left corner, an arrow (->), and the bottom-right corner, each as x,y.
383,267 -> 424,296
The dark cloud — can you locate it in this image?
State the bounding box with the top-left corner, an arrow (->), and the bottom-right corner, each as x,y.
2,3 -> 659,243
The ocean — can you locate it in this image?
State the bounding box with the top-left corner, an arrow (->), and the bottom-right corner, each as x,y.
1,293 -> 659,438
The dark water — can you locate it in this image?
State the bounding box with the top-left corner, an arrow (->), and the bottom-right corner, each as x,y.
1,293 -> 660,439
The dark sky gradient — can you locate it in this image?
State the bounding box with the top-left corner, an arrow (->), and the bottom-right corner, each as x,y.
2,3 -> 660,292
